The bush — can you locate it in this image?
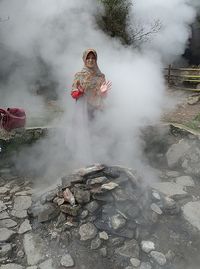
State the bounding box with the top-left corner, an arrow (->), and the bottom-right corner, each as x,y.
96,0 -> 161,47
96,0 -> 132,45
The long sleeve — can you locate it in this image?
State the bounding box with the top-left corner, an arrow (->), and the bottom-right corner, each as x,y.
71,72 -> 84,100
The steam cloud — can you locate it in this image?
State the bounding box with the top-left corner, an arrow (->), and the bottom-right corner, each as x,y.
0,0 -> 199,181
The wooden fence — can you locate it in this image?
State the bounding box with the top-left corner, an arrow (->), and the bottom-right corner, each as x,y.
164,65 -> 200,91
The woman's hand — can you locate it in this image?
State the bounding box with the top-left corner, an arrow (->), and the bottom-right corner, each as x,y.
100,81 -> 112,96
71,80 -> 85,100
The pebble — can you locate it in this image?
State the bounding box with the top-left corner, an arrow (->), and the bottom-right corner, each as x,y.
150,251 -> 167,266
130,257 -> 141,267
150,203 -> 162,215
141,241 -> 155,253
99,231 -> 109,240
60,254 -> 74,268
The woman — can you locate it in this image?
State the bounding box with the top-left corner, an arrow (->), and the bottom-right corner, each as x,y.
71,48 -> 111,119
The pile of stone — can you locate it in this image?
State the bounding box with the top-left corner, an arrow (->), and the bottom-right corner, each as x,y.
28,164 -> 180,269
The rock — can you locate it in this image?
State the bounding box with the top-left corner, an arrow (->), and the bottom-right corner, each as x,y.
26,267 -> 38,269
175,176 -> 195,187
117,168 -> 140,186
141,241 -> 155,253
165,171 -> 180,178
53,197 -> 62,205
130,257 -> 141,267
60,204 -> 80,217
3,197 -> 11,202
0,201 -> 7,212
60,253 -> 74,268
103,166 -> 121,178
187,95 -> 200,105
74,188 -> 90,204
63,188 -> 75,205
99,247 -> 107,257
0,264 -> 24,269
110,214 -> 126,230
112,188 -> 129,201
0,243 -> 12,258
15,190 -> 33,196
29,202 -> 60,222
115,239 -> 139,259
150,203 -> 162,215
18,219 -> 32,234
11,196 -> 32,218
94,217 -> 134,239
162,197 -> 176,209
86,176 -> 107,185
10,186 -> 21,194
0,211 -> 9,220
56,213 -> 66,226
79,223 -> 97,241
17,250 -> 25,258
99,231 -> 109,240
0,228 -> 16,242
151,182 -> 186,196
151,191 -> 161,201
182,201 -> 200,231
80,210 -> 89,219
40,189 -> 58,204
91,237 -> 102,250
39,259 -> 53,269
150,251 -> 167,266
110,237 -> 125,247
61,174 -> 83,188
0,187 -> 9,195
165,250 -> 175,261
101,182 -> 118,191
85,201 -> 100,213
23,233 -> 44,265
76,164 -> 105,177
93,192 -> 114,202
139,262 -> 152,269
166,140 -> 190,168
161,196 -> 180,215
13,196 -> 32,210
0,219 -> 17,228
115,202 -> 139,219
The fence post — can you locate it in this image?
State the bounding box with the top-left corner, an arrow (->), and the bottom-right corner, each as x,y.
167,64 -> 171,85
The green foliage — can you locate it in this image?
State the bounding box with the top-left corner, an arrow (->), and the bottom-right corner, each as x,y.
185,112 -> 200,131
96,0 -> 161,47
96,0 -> 132,45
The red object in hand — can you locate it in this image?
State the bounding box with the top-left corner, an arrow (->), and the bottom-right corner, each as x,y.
71,89 -> 84,100
71,80 -> 84,100
0,108 -> 26,132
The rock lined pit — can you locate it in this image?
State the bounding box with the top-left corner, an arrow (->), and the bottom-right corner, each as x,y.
26,164 -> 181,269
1,126 -> 200,269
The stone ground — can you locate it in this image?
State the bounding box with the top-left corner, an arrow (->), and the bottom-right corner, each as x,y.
163,87 -> 200,126
1,163 -> 200,269
1,87 -> 200,269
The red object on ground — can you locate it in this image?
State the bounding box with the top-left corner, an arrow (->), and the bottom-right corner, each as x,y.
0,108 -> 26,132
71,90 -> 84,100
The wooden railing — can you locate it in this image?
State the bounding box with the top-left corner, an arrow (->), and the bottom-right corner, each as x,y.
164,65 -> 200,91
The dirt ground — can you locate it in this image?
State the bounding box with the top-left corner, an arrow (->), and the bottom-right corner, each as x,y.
163,87 -> 200,125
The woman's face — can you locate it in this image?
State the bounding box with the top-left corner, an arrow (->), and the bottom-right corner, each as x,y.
85,52 -> 96,68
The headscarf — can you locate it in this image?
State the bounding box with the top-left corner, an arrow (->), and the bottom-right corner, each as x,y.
72,49 -> 105,108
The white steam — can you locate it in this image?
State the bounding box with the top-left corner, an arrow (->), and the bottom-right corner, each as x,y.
0,0 -> 199,180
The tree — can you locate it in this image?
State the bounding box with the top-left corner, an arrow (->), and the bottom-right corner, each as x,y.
96,0 -> 161,47
96,0 -> 132,45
